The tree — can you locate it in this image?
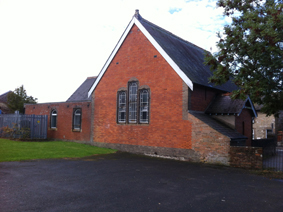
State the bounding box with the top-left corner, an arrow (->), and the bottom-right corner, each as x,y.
7,85 -> 37,114
205,0 -> 283,116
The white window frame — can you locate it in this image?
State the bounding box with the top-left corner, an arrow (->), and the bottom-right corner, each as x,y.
73,108 -> 82,130
128,82 -> 138,123
118,91 -> 127,123
51,110 -> 57,129
139,89 -> 149,123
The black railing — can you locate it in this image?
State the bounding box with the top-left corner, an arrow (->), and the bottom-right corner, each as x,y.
252,138 -> 276,157
252,138 -> 283,172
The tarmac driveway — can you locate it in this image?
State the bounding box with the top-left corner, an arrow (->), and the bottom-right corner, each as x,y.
0,152 -> 283,212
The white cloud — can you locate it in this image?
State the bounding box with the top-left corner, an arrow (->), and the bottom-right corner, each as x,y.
0,0 -> 229,103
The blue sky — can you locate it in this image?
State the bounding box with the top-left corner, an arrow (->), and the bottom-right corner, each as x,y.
0,0 -> 231,103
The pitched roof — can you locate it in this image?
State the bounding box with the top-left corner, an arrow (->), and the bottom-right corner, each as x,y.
189,111 -> 247,140
205,94 -> 257,117
0,91 -> 12,103
0,91 -> 13,114
0,102 -> 11,114
137,13 -> 238,92
67,77 -> 97,102
88,10 -> 237,97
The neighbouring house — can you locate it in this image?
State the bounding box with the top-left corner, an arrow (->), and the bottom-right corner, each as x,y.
252,103 -> 283,141
25,10 -> 258,166
253,104 -> 276,139
0,91 -> 13,114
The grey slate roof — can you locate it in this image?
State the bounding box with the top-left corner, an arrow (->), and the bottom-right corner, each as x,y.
0,91 -> 12,114
189,111 -> 247,140
205,95 -> 257,117
136,12 -> 238,92
206,95 -> 246,115
67,77 -> 97,102
0,91 -> 12,103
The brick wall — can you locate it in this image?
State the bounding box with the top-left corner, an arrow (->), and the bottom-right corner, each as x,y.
235,109 -> 253,146
25,101 -> 92,143
229,146 -> 263,169
189,113 -> 231,165
189,84 -> 222,111
253,112 -> 275,139
92,24 -> 192,150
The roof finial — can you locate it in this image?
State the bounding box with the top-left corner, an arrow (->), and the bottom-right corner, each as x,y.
134,9 -> 142,20
135,9 -> 139,15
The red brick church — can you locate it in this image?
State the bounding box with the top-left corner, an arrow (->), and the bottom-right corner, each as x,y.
25,10 -> 257,165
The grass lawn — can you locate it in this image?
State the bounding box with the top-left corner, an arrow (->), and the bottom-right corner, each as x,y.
0,139 -> 117,162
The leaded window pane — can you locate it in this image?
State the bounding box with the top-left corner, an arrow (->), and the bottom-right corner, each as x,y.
140,90 -> 149,123
118,91 -> 126,123
129,82 -> 137,123
73,109 -> 81,129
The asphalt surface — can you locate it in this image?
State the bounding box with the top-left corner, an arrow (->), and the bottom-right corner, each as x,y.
0,152 -> 283,212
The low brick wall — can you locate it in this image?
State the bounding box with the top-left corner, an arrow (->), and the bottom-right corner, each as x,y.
92,141 -> 201,162
229,146 -> 263,169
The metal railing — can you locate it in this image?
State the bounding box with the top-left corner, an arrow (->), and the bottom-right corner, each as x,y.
0,114 -> 48,139
252,138 -> 283,171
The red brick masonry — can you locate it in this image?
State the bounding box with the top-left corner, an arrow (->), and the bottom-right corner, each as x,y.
25,101 -> 92,142
92,24 -> 192,150
229,146 -> 263,170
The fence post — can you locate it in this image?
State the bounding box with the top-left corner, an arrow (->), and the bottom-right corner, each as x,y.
30,115 -> 35,139
44,115 -> 48,139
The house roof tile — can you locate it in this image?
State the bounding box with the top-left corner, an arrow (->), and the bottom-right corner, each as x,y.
205,95 -> 257,117
67,77 -> 97,102
137,13 -> 238,92
0,91 -> 12,103
88,10 -> 238,97
189,111 -> 247,140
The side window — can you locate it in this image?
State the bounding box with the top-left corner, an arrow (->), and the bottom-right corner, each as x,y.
128,82 -> 138,123
51,110 -> 57,128
118,91 -> 126,123
140,89 -> 149,123
73,109 -> 82,130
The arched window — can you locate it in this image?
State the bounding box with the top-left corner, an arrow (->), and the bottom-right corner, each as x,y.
73,109 -> 81,130
118,91 -> 126,123
140,89 -> 149,123
128,82 -> 138,123
50,110 -> 57,128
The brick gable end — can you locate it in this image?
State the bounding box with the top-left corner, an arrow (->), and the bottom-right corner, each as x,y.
93,24 -> 192,149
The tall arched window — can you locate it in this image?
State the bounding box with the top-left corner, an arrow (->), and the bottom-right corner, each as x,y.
117,79 -> 150,124
140,89 -> 149,123
50,109 -> 57,128
128,82 -> 138,123
118,91 -> 126,123
73,109 -> 82,130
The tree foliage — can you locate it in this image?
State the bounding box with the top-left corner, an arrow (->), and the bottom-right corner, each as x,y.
7,85 -> 37,114
205,0 -> 283,116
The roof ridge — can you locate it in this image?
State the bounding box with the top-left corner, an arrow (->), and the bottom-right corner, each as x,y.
139,17 -> 208,53
87,76 -> 97,79
0,91 -> 12,97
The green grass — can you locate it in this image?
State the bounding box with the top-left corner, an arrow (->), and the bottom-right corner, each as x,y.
0,139 -> 117,162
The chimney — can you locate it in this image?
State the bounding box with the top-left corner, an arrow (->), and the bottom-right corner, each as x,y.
134,9 -> 142,20
135,9 -> 139,16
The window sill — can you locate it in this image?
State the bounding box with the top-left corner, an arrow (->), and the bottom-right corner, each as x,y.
49,127 -> 57,131
117,123 -> 149,125
72,129 -> 81,132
